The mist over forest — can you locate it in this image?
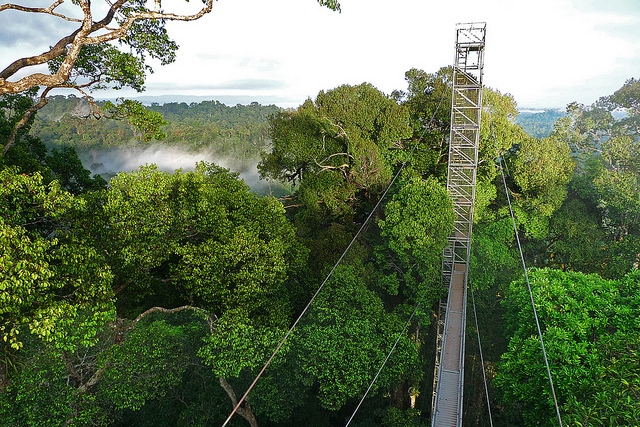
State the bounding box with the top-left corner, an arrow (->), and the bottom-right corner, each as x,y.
30,95 -> 291,196
85,144 -> 289,197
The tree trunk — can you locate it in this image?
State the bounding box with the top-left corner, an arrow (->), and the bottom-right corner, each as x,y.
219,377 -> 259,427
390,379 -> 410,410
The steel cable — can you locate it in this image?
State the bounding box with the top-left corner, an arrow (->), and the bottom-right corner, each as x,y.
222,92 -> 447,427
490,118 -> 564,427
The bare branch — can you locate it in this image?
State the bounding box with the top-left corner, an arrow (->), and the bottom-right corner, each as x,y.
328,119 -> 348,138
0,0 -> 93,94
313,159 -> 350,173
84,7 -> 215,46
124,305 -> 218,334
0,0 -> 79,22
2,86 -> 52,155
317,151 -> 354,166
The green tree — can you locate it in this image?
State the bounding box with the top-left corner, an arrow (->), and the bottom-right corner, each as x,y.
1,160 -> 306,425
496,268 -> 640,426
512,134 -> 574,219
0,308 -> 217,426
393,67 -> 453,179
90,162 -> 306,324
377,176 -> 454,298
259,83 -> 412,216
240,263 -> 429,425
0,168 -> 114,353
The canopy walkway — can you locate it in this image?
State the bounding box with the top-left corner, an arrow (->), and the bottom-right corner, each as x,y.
431,22 -> 486,427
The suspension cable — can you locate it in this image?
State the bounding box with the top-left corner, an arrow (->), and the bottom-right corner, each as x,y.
343,92 -> 448,426
222,92 -> 447,427
345,287 -> 429,427
490,119 -> 563,427
469,282 -> 494,427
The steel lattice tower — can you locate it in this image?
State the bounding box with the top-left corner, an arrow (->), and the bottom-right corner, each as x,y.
431,22 -> 486,427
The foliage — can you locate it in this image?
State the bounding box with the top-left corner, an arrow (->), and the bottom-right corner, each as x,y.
552,82 -> 640,239
0,310 -> 214,426
248,263 -> 429,422
89,162 -> 305,324
103,98 -> 167,142
199,316 -> 285,380
512,135 -> 574,217
496,268 -> 640,426
393,67 -> 452,178
379,407 -> 430,427
96,319 -> 200,412
469,218 -> 519,291
259,83 -> 412,215
0,168 -> 114,351
377,176 -> 454,296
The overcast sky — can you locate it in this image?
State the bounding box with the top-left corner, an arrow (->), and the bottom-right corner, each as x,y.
2,0 -> 640,109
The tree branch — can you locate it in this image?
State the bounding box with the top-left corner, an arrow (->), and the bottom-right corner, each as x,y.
219,377 -> 259,427
0,1 -> 78,22
3,86 -> 52,155
0,0 -> 212,86
124,305 -> 217,334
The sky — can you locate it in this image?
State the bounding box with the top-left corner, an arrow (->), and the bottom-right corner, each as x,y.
2,0 -> 640,109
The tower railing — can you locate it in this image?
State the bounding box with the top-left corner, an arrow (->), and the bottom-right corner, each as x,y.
431,22 -> 485,427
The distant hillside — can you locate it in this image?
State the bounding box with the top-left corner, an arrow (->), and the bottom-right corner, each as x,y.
29,95 -> 291,195
33,95 -> 280,153
515,109 -> 565,138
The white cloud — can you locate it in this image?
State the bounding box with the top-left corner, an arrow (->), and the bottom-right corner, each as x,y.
2,0 -> 640,108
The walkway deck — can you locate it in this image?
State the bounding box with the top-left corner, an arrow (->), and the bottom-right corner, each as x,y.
431,22 -> 485,427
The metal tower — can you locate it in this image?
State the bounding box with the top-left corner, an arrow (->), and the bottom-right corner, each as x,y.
431,22 -> 486,427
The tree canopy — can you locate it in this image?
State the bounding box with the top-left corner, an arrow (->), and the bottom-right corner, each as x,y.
496,268 -> 640,426
259,83 -> 412,216
2,55 -> 640,425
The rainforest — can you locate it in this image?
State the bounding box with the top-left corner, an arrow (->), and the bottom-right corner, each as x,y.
1,1 -> 639,426
2,69 -> 639,426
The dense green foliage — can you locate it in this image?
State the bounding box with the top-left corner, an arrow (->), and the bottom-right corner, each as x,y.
259,83 -> 412,216
2,67 -> 639,426
496,269 -> 640,426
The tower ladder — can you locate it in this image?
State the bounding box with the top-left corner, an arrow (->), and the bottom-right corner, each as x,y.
431,22 -> 486,427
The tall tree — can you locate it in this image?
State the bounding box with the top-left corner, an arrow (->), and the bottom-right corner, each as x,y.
393,67 -> 452,179
0,0 -> 340,155
259,83 -> 412,216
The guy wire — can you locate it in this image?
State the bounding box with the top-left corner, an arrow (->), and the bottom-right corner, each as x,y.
222,89 -> 448,427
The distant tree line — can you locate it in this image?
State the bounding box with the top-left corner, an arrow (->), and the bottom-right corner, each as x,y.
515,109 -> 566,138
30,95 -> 280,164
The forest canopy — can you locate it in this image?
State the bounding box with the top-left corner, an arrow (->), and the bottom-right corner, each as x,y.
1,11 -> 639,421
